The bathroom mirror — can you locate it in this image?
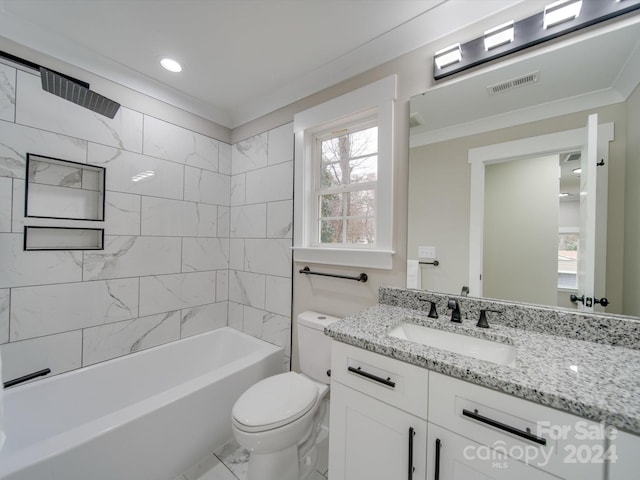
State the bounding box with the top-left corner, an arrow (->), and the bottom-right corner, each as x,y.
407,17 -> 640,318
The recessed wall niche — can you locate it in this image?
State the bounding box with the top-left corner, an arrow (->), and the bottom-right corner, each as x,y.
25,153 -> 105,221
24,226 -> 104,251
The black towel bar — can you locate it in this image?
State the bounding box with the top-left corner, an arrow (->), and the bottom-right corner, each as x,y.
299,266 -> 368,283
419,260 -> 440,266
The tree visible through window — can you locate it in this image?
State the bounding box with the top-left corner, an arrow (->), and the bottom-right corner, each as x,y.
317,124 -> 378,245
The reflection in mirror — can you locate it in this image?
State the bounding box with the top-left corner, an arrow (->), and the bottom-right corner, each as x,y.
407,16 -> 640,318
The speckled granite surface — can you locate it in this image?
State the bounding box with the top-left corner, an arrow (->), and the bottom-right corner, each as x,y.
325,301 -> 640,435
380,287 -> 640,350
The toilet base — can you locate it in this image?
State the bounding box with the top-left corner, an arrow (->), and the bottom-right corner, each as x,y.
299,445 -> 318,480
246,445 -> 299,480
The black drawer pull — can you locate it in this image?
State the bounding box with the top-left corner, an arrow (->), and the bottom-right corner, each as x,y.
408,427 -> 415,479
462,408 -> 546,446
434,438 -> 441,480
347,366 -> 396,388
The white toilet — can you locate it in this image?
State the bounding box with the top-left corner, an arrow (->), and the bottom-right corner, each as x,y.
232,311 -> 340,480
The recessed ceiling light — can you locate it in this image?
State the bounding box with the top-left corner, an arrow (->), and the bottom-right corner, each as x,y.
160,58 -> 182,73
559,192 -> 571,197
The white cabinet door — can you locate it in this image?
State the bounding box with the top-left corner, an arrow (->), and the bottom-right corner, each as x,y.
427,423 -> 560,480
329,381 -> 427,480
608,429 -> 640,479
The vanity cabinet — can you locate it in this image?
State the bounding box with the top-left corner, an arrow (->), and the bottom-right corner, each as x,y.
329,341 -> 608,480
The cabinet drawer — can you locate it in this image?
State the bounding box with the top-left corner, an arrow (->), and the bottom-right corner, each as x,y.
331,341 -> 429,419
429,372 -> 604,480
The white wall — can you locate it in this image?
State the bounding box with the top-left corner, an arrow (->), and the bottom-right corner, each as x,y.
483,155 -> 559,305
0,63 -> 232,382
227,124 -> 294,370
559,201 -> 580,228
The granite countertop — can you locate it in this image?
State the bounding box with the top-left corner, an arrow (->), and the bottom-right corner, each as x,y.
325,304 -> 640,435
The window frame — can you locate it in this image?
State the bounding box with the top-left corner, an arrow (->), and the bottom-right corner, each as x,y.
293,75 -> 396,270
313,116 -> 378,248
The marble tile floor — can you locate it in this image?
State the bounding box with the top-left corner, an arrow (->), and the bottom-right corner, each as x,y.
176,427 -> 329,480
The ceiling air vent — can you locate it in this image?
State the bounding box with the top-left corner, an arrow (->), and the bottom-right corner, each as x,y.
561,152 -> 582,163
487,71 -> 539,96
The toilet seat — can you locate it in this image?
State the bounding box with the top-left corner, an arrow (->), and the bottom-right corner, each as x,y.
232,372 -> 319,433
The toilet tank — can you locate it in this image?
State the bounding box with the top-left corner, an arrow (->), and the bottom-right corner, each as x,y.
297,311 -> 341,384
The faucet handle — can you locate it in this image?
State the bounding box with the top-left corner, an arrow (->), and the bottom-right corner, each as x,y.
418,298 -> 439,319
477,309 -> 501,328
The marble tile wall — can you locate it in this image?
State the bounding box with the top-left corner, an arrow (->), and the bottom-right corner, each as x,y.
0,65 -> 233,382
227,123 -> 294,369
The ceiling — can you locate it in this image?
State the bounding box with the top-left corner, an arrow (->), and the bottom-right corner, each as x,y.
0,0 -> 550,129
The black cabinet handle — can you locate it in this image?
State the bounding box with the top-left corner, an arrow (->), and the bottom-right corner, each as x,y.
347,366 -> 396,388
434,438 -> 441,480
462,408 -> 547,445
408,427 -> 415,479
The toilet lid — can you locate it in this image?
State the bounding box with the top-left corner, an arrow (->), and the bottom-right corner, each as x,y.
232,372 -> 318,431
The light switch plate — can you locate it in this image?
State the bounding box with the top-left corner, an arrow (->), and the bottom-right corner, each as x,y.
419,246 -> 436,258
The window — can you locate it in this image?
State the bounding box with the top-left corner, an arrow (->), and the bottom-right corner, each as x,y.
316,122 -> 378,246
293,75 -> 396,269
558,231 -> 579,289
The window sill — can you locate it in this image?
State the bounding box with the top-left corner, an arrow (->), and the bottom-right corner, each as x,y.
293,247 -> 394,270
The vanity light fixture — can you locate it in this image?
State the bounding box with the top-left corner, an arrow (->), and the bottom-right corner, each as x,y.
434,43 -> 462,69
433,0 -> 640,80
484,21 -> 515,50
559,192 -> 571,197
543,0 -> 583,29
572,167 -> 582,174
160,58 -> 182,73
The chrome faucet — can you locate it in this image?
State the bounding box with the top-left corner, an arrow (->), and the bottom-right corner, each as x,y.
460,286 -> 470,297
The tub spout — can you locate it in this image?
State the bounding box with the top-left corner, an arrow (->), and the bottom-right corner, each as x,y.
3,368 -> 51,389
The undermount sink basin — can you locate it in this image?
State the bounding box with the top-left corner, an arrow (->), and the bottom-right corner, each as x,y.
388,323 -> 516,366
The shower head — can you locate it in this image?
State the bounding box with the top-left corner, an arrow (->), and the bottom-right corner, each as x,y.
0,51 -> 121,119
39,67 -> 120,119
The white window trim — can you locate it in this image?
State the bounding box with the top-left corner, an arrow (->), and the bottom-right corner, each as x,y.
293,75 -> 396,270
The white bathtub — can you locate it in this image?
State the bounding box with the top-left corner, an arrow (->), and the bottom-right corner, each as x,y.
0,327 -> 284,480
